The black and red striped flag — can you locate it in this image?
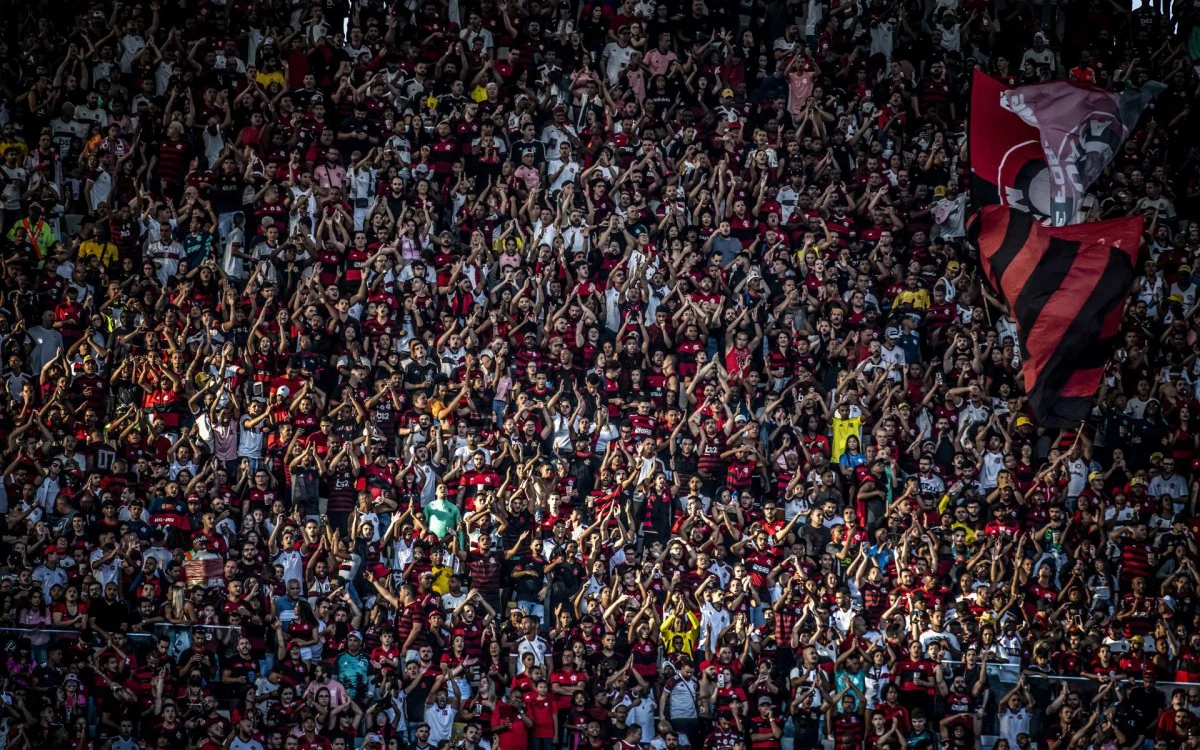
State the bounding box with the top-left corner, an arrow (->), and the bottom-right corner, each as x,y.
968,69 -> 1161,225
973,205 -> 1143,427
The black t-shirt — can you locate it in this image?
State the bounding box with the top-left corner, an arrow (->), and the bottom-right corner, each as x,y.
590,650 -> 625,686
798,523 -> 831,555
436,92 -> 469,116
551,556 -> 586,599
404,360 -> 439,390
406,673 -> 438,720
569,453 -> 598,498
644,88 -> 675,114
510,138 -> 546,166
211,175 -> 245,213
907,729 -> 937,750
89,596 -> 130,633
501,510 -> 536,550
1123,687 -> 1165,733
510,553 -> 546,600
338,115 -> 371,139
157,722 -> 189,747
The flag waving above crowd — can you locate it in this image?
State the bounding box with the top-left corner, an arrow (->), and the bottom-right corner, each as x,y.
968,71 -> 1155,425
968,70 -> 1046,216
999,79 -> 1163,226
970,70 -> 1162,226
973,205 -> 1143,427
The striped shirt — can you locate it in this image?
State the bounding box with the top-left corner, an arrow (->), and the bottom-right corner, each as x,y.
1119,540 -> 1152,581
467,550 -> 502,599
156,138 -> 191,186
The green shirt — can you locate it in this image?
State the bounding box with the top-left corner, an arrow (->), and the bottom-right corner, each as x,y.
425,498 -> 461,541
8,217 -> 56,263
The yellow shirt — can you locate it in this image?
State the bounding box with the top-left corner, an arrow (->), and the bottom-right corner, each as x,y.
79,239 -> 118,267
0,139 -> 28,161
948,521 -> 977,545
660,611 -> 700,655
892,288 -> 931,310
255,70 -> 285,89
794,241 -> 822,261
492,236 -> 524,254
430,565 -> 454,594
831,415 -> 862,462
936,494 -> 978,544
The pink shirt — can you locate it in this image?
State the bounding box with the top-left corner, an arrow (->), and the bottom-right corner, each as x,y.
644,49 -> 677,77
302,677 -> 348,706
514,165 -> 541,191
315,164 -> 347,190
20,607 -> 52,645
494,374 -> 513,402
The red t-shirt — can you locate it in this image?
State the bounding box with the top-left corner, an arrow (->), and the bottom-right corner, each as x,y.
491,701 -> 530,750
525,693 -> 557,739
550,669 -> 586,710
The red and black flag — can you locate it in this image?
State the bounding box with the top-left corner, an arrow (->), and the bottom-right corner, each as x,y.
967,69 -> 1045,215
969,69 -> 1161,225
998,79 -> 1163,226
972,205 -> 1143,427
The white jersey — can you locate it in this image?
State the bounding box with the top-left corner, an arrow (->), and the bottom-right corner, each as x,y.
1065,457 -> 1087,499
978,450 -> 1005,491
424,702 -> 456,744
223,227 -> 246,280
89,549 -> 121,588
999,708 -> 1032,750
274,549 -> 304,584
917,472 -> 945,496
1149,472 -> 1189,500
515,635 -> 550,672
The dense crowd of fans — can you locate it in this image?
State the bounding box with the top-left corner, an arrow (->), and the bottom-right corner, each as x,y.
1,1 -> 1200,750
